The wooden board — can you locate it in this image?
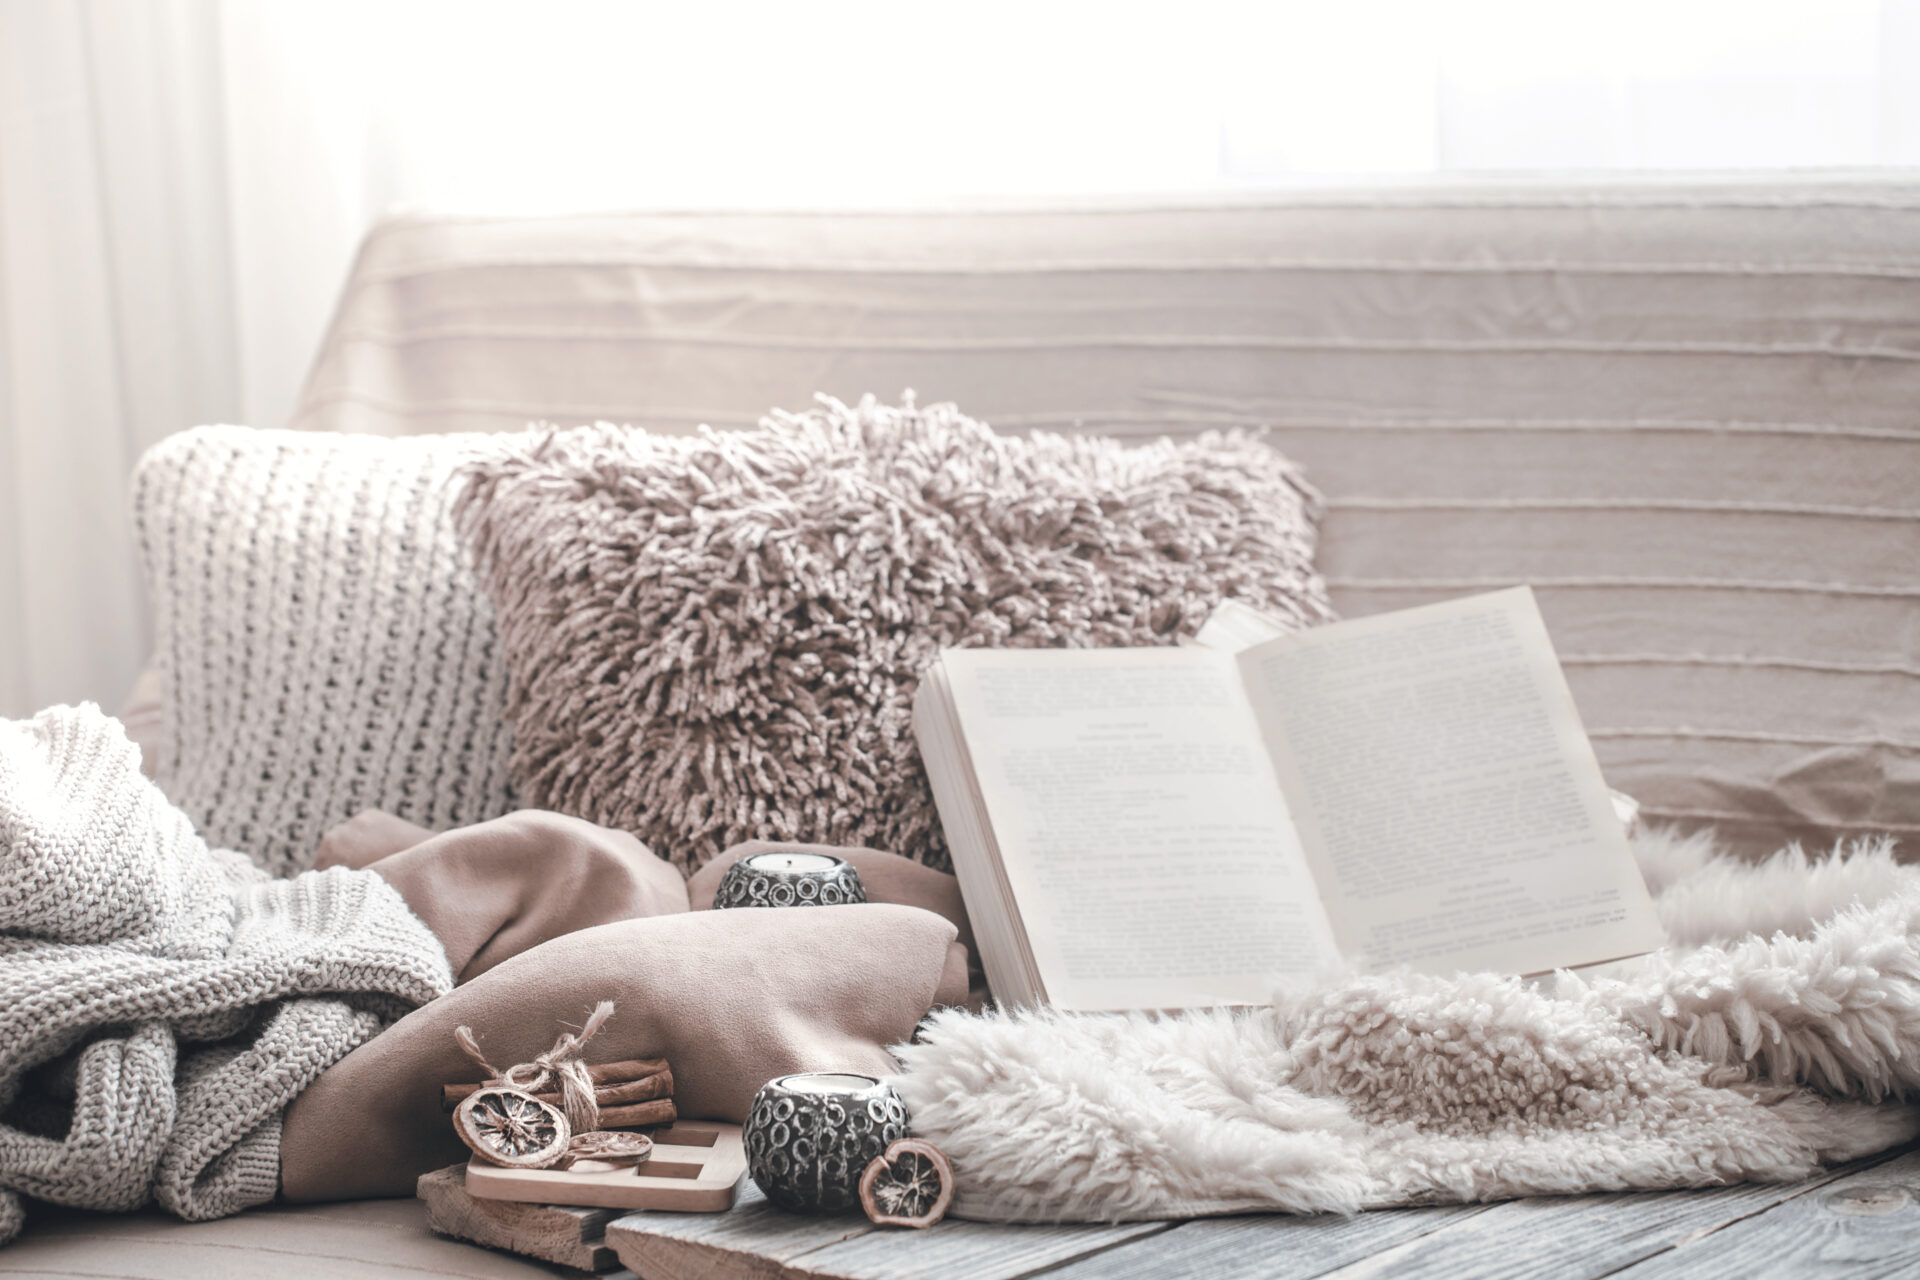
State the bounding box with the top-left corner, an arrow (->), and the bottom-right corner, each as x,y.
464,1123 -> 747,1213
418,1164 -> 622,1272
1615,1147 -> 1920,1278
602,1180 -> 1171,1280
1312,1152 -> 1912,1280
767,1214 -> 1175,1280
1035,1202 -> 1498,1280
15,1144 -> 1920,1279
606,1182 -> 881,1280
2,1198 -> 618,1279
1316,1177 -> 1870,1280
584,1146 -> 1920,1280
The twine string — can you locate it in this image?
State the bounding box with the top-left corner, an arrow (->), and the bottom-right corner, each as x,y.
454,1001 -> 615,1134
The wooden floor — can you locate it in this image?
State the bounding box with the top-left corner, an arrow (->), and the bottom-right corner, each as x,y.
7,1145 -> 1920,1279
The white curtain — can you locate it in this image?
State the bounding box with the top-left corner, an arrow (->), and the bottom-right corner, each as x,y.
5,0 -> 1920,719
0,1 -> 238,721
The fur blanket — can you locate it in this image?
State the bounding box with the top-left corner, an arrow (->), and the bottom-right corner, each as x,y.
891,828 -> 1920,1221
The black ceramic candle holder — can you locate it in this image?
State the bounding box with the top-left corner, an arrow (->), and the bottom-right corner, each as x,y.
743,1073 -> 908,1212
713,851 -> 867,909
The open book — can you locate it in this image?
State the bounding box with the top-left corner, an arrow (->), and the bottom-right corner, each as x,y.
912,587 -> 1664,1012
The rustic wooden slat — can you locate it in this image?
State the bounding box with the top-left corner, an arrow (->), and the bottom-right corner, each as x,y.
1033,1203 -> 1497,1280
605,1182 -> 876,1280
1615,1146 -> 1920,1278
418,1165 -> 621,1272
1316,1162 -> 1900,1280
774,1216 -> 1176,1280
1,1199 -> 585,1279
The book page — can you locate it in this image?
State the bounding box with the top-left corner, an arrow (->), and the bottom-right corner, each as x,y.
1237,588 -> 1664,975
913,667 -> 1047,1008
941,646 -> 1342,1010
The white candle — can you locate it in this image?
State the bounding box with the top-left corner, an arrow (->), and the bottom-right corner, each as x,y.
778,1073 -> 883,1096
745,852 -> 844,875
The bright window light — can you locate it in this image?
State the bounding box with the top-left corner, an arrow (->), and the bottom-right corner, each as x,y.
223,0 -> 1920,215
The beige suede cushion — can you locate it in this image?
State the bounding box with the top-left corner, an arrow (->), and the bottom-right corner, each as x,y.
456,395 -> 1332,873
280,813 -> 971,1202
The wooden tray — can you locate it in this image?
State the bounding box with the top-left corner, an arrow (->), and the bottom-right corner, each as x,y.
463,1122 -> 747,1213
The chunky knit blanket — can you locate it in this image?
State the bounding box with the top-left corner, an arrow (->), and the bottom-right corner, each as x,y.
893,827 -> 1920,1221
0,705 -> 453,1246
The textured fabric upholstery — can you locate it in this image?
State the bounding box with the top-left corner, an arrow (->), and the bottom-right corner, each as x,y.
132,426 -> 521,875
290,184 -> 1920,857
454,398 -> 1331,873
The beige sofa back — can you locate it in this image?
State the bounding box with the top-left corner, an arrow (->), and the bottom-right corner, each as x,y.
292,183 -> 1920,858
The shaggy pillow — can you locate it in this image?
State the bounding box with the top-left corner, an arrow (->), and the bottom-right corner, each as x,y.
133,426 -> 523,876
456,395 -> 1334,874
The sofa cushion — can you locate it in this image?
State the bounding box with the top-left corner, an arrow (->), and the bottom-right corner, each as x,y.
132,426 -> 521,875
455,394 -> 1333,873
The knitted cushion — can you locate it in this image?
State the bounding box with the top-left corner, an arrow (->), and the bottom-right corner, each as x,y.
455,394 -> 1334,875
132,427 -> 521,876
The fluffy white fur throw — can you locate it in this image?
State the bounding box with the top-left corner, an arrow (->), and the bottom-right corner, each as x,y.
890,828 -> 1920,1221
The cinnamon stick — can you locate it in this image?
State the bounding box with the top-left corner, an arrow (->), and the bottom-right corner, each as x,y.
588,1073 -> 674,1106
583,1058 -> 668,1084
596,1098 -> 676,1128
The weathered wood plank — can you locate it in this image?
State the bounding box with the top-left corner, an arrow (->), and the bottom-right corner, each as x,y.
1,1199 -> 595,1279
418,1164 -> 621,1272
1033,1203 -> 1497,1280
1615,1146 -> 1920,1279
774,1216 -> 1175,1280
607,1182 -> 1170,1280
1316,1162 -> 1896,1280
605,1182 -> 874,1280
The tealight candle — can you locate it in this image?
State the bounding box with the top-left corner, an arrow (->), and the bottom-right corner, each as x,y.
712,851 -> 867,909
743,1073 -> 909,1212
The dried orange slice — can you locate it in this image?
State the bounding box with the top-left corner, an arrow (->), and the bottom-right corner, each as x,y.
560,1129 -> 654,1169
454,1086 -> 571,1168
859,1138 -> 954,1228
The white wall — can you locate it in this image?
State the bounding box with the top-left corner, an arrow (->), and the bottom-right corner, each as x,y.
4,0 -> 1920,718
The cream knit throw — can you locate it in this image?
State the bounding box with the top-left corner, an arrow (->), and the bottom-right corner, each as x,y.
0,704 -> 454,1245
893,828 -> 1920,1222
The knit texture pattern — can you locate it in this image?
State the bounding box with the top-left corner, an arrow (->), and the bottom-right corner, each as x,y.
133,426 -> 522,877
457,394 -> 1333,874
0,704 -> 454,1245
893,827 -> 1920,1223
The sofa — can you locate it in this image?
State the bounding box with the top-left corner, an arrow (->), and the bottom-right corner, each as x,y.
9,177 -> 1918,1277
289,178 -> 1917,862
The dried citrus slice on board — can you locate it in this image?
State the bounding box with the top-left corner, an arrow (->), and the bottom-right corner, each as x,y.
454,1087 -> 571,1168
560,1129 -> 654,1168
859,1138 -> 955,1228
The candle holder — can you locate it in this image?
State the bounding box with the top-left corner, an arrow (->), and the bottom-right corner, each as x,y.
713,851 -> 867,909
743,1073 -> 908,1212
